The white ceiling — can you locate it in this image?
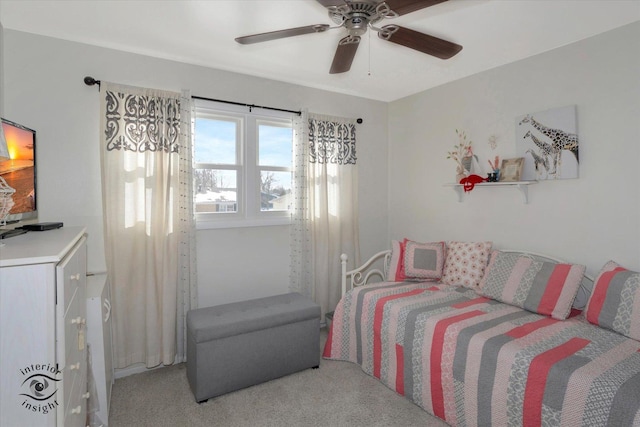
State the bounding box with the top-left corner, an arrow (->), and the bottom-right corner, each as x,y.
1,0 -> 639,102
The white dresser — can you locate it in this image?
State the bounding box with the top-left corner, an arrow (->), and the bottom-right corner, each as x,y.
0,226 -> 88,427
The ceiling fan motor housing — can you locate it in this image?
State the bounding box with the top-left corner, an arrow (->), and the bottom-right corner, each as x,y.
330,1 -> 389,36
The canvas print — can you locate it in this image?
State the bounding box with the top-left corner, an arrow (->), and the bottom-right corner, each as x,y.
516,105 -> 579,180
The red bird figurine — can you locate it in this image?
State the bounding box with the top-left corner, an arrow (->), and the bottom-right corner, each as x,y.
459,174 -> 487,192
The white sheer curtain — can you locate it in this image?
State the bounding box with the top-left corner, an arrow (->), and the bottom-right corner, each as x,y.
290,112 -> 360,318
176,90 -> 198,363
100,83 -> 197,368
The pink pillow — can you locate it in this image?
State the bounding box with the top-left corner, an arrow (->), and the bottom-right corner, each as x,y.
387,238 -> 445,282
386,239 -> 407,281
404,240 -> 446,281
441,241 -> 492,289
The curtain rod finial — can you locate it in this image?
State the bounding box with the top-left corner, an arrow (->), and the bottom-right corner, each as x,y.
84,76 -> 101,88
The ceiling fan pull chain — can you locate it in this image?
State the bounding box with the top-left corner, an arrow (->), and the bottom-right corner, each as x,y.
368,30 -> 371,76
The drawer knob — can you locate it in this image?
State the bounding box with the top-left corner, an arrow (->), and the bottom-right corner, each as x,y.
70,362 -> 81,371
71,317 -> 86,326
71,405 -> 82,414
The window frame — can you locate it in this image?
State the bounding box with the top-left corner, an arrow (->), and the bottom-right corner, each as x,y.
194,100 -> 294,229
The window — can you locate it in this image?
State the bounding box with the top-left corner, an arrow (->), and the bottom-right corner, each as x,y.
194,100 -> 294,228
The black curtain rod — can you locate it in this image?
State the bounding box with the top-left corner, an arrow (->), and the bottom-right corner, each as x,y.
193,95 -> 302,116
195,96 -> 363,123
83,77 -> 298,115
84,76 -> 363,123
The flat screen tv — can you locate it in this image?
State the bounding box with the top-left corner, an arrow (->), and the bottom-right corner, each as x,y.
0,118 -> 37,223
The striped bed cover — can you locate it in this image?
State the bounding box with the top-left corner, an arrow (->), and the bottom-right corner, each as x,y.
323,282 -> 640,426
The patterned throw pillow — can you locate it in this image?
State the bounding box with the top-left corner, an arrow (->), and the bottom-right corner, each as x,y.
479,251 -> 586,320
441,241 -> 492,289
584,261 -> 640,341
403,240 -> 446,281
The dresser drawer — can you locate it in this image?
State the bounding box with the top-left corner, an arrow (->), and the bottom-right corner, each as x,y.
62,291 -> 87,360
56,237 -> 87,368
61,293 -> 86,375
61,346 -> 84,401
57,245 -> 82,314
61,338 -> 86,426
58,288 -> 88,366
63,366 -> 88,427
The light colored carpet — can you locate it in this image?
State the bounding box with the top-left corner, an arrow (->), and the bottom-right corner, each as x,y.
108,329 -> 448,427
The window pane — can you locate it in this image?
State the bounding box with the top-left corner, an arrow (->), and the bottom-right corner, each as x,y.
194,168 -> 238,213
260,171 -> 292,211
195,118 -> 237,164
258,124 -> 292,167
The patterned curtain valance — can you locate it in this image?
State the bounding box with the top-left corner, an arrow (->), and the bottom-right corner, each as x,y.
104,88 -> 181,153
308,115 -> 357,165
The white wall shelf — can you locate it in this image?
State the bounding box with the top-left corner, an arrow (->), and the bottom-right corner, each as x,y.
444,181 -> 537,204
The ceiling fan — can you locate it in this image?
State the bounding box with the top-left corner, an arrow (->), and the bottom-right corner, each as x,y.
235,0 -> 462,74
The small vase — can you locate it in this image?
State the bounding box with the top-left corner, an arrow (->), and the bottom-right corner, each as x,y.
456,173 -> 466,183
461,156 -> 473,174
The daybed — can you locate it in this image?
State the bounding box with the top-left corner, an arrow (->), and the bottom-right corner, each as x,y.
323,240 -> 640,426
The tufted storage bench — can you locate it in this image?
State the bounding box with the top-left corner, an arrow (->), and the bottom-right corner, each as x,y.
186,292 -> 320,402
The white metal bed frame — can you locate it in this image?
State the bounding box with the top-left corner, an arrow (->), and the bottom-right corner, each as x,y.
340,249 -> 594,309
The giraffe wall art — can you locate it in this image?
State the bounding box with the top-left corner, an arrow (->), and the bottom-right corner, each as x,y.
516,105 -> 579,180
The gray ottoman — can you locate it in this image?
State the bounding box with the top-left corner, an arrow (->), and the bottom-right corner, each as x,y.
186,292 -> 320,402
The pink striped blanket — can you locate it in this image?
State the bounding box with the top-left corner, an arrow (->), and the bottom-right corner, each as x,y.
323,282 -> 640,426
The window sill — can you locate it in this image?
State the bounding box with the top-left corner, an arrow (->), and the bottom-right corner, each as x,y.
196,216 -> 291,230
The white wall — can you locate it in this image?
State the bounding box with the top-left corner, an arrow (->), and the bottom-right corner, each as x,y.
2,30 -> 389,308
5,22 -> 637,308
0,20 -> 4,116
388,22 -> 640,277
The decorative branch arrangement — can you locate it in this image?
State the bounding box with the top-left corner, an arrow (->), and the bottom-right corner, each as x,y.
447,129 -> 473,179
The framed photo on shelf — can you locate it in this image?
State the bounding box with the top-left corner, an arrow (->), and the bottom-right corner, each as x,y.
500,157 -> 524,182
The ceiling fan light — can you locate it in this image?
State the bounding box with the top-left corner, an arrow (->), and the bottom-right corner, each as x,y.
345,16 -> 370,36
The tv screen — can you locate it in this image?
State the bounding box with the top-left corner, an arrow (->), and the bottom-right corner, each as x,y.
0,118 -> 37,223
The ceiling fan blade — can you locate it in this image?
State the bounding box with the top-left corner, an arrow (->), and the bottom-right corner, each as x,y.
316,0 -> 347,7
235,24 -> 330,45
330,36 -> 360,74
384,0 -> 448,16
379,25 -> 462,59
